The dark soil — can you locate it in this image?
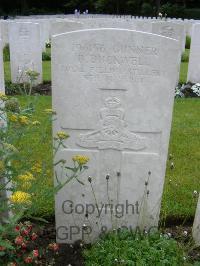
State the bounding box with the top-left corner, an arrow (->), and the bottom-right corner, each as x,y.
34,218 -> 85,265
32,82 -> 51,95
31,216 -> 200,265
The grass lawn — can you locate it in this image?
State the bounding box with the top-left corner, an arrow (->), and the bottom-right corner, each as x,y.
4,61 -> 51,82
13,96 -> 200,220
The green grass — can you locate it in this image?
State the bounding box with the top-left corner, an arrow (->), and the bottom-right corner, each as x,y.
4,61 -> 51,82
42,61 -> 51,82
13,96 -> 54,217
181,49 -> 190,63
179,62 -> 188,84
11,97 -> 200,219
162,98 -> 200,219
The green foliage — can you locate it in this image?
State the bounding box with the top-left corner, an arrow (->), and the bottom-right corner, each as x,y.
160,3 -> 185,18
184,8 -> 200,19
179,61 -> 188,84
1,0 -> 200,17
5,97 -> 20,113
3,45 -> 10,62
42,51 -> 51,61
83,230 -> 185,265
95,0 -> 118,14
4,61 -> 52,83
185,36 -> 191,49
162,98 -> 200,218
141,2 -> 154,16
181,49 -> 190,63
126,0 -> 141,15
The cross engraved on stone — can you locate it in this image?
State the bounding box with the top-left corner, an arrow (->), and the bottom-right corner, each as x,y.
77,97 -> 147,151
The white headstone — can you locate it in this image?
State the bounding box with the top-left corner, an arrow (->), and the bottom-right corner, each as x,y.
51,20 -> 84,36
0,38 -> 5,92
16,19 -> 51,51
152,21 -> 186,53
52,28 -> 180,243
82,18 -> 134,30
0,21 -> 9,48
134,20 -> 152,32
9,22 -> 42,84
193,193 -> 200,246
187,24 -> 200,83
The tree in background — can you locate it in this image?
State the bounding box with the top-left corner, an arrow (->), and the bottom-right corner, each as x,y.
0,0 -> 200,16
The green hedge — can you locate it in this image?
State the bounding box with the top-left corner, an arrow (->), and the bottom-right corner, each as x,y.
184,8 -> 200,19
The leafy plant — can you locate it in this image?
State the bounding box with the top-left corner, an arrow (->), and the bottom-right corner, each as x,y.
42,51 -> 51,61
0,93 -> 90,264
181,50 -> 189,63
185,36 -> 191,49
3,45 -> 10,62
83,230 -> 186,265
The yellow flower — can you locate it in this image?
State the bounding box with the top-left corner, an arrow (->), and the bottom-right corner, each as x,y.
44,109 -> 56,115
19,115 -> 29,125
18,172 -> 35,181
31,162 -> 42,173
10,191 -> 31,204
32,120 -> 41,126
9,114 -> 18,122
56,131 -> 69,140
0,92 -> 8,101
72,155 -> 89,165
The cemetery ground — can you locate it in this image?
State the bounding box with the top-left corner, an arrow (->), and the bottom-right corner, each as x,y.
1,44 -> 200,264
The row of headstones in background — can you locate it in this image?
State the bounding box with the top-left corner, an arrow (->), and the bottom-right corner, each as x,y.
0,17 -> 195,48
1,18 -> 185,86
0,18 -> 199,85
52,28 -> 180,243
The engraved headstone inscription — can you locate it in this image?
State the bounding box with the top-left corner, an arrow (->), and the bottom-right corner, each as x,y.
52,29 -> 180,243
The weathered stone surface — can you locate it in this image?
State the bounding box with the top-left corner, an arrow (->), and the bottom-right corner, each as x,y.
0,38 -> 5,92
151,21 -> 186,52
52,29 -> 180,243
187,23 -> 200,83
9,22 -> 42,84
81,18 -> 135,30
51,20 -> 84,36
134,20 -> 153,32
0,21 -> 9,48
193,194 -> 200,246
